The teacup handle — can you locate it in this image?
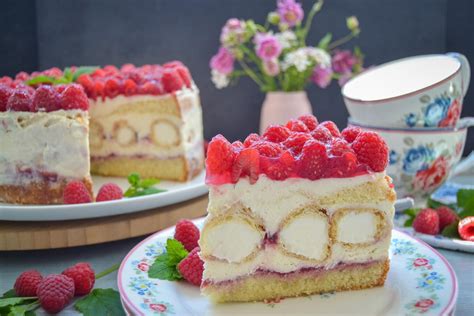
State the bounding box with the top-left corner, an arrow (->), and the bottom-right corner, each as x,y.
447,52 -> 471,97
458,117 -> 474,129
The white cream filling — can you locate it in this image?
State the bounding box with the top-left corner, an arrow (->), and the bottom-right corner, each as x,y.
337,211 -> 377,244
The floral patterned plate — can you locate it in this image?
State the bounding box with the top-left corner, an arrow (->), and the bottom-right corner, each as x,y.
118,218 -> 458,316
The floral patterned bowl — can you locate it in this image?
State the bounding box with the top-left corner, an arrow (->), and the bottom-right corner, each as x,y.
342,53 -> 470,128
349,118 -> 473,203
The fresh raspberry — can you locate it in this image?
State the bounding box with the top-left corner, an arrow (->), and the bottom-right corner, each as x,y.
262,150 -> 295,180
32,85 -> 60,112
319,121 -> 341,137
297,140 -> 328,180
177,248 -> 204,286
96,183 -> 123,202
6,89 -> 33,112
14,270 -> 43,297
163,60 -> 184,68
232,140 -> 244,151
341,126 -> 361,143
15,71 -> 30,81
206,135 -> 235,174
436,206 -> 459,231
62,263 -> 95,296
37,274 -> 75,314
0,85 -> 13,111
63,181 -> 93,204
282,132 -> 312,155
126,71 -> 144,85
253,141 -> 283,157
60,84 -> 89,110
76,74 -> 95,98
92,68 -> 106,78
243,133 -> 260,147
175,65 -> 192,88
161,69 -> 185,93
351,131 -> 389,172
138,81 -> 163,95
55,84 -> 68,94
298,114 -> 318,131
122,79 -> 137,96
413,208 -> 440,235
94,81 -> 105,100
174,219 -> 200,252
327,138 -> 352,157
232,148 -> 260,184
458,217 -> 474,241
0,76 -> 13,85
263,125 -> 291,143
43,67 -> 63,78
311,125 -> 333,143
324,152 -> 357,177
121,63 -> 136,72
286,119 -> 309,132
103,65 -> 119,75
104,78 -> 121,98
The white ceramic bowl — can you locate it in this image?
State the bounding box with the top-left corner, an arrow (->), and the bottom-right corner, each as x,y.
343,53 -> 470,128
349,118 -> 473,201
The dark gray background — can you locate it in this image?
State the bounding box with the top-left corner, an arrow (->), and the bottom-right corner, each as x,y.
1,0 -> 473,154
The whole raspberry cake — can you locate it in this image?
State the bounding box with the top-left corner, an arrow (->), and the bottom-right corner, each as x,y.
200,115 -> 396,302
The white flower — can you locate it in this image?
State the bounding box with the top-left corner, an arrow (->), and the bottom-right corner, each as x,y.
282,48 -> 310,72
275,31 -> 297,49
305,47 -> 331,67
211,69 -> 230,89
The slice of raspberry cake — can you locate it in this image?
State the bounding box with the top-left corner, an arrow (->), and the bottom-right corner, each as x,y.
77,62 -> 204,181
200,115 -> 396,302
0,79 -> 91,204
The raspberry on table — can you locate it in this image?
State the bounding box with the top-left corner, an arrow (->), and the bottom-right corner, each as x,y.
206,134 -> 235,174
32,85 -> 61,112
286,119 -> 309,132
458,217 -> 474,241
14,270 -> 43,297
263,125 -> 291,143
37,274 -> 75,314
60,84 -> 89,111
351,131 -> 389,172
62,262 -> 95,296
63,181 -> 93,204
177,248 -> 204,286
319,121 -> 341,137
341,126 -> 361,143
413,208 -> 440,235
174,219 -> 200,252
231,148 -> 260,184
96,183 -> 123,202
297,140 -> 328,180
297,114 -> 318,131
6,89 -> 33,112
436,206 -> 459,231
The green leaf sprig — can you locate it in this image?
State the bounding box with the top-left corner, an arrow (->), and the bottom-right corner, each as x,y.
24,66 -> 98,86
124,173 -> 166,198
148,239 -> 188,281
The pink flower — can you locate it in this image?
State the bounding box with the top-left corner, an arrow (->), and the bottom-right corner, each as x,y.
210,47 -> 235,75
277,0 -> 304,27
311,66 -> 333,88
415,299 -> 434,309
413,258 -> 429,267
149,304 -> 167,312
137,262 -> 149,272
255,33 -> 282,61
332,50 -> 358,74
263,59 -> 280,76
413,156 -> 448,192
439,98 -> 461,127
220,18 -> 246,46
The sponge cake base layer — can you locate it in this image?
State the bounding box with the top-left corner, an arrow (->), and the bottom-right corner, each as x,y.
202,259 -> 389,303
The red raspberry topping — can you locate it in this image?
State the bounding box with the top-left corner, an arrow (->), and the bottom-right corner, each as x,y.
138,81 -> 163,95
0,85 -> 13,111
15,71 -> 30,81
177,247 -> 204,286
262,150 -> 296,180
163,60 -> 184,68
263,125 -> 291,143
37,274 -> 75,314
436,206 -> 459,231
162,69 -> 185,93
32,85 -> 60,112
103,65 -> 119,75
243,133 -> 260,147
174,219 -> 200,252
341,126 -> 361,143
253,141 -> 283,157
458,217 -> 474,241
104,78 -> 121,99
76,74 -> 95,99
123,79 -> 138,96
206,135 -> 235,174
43,67 -> 63,78
311,125 -> 332,143
126,71 -> 144,85
121,63 -> 136,72
298,114 -> 318,131
175,65 -> 192,88
282,132 -> 312,155
0,76 -> 13,85
297,140 -> 328,180
94,81 -> 105,100
232,148 -> 260,184
413,208 -> 440,235
96,183 -> 123,202
6,89 -> 33,111
327,138 -> 352,157
286,119 -> 309,132
60,84 -> 89,110
55,84 -> 67,94
14,270 -> 43,297
92,68 -> 106,78
63,181 -> 93,204
319,121 -> 341,137
324,152 -> 357,177
62,263 -> 95,296
232,140 -> 244,151
351,131 -> 389,172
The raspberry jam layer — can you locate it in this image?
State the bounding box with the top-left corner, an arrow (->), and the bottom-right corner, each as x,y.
205,115 -> 389,185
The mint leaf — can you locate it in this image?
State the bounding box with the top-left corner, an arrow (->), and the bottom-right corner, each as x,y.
74,289 -> 125,316
458,208 -> 474,219
403,208 -> 419,227
139,178 -> 160,188
166,238 -> 188,264
457,189 -> 474,216
24,75 -> 57,86
1,290 -> 16,299
148,239 -> 188,281
131,187 -> 166,197
63,67 -> 74,82
7,301 -> 39,316
127,173 -> 140,186
427,197 -> 455,210
442,222 -> 461,238
124,173 -> 166,197
0,298 -> 35,308
72,66 -> 99,82
318,33 -> 332,50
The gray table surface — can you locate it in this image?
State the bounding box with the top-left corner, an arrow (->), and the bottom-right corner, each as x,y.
1,235 -> 473,315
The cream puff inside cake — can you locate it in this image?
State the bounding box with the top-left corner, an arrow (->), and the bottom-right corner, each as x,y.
200,115 -> 395,302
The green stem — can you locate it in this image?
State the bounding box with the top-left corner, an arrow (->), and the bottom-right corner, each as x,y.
95,263 -> 120,280
301,0 -> 324,45
328,32 -> 358,50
